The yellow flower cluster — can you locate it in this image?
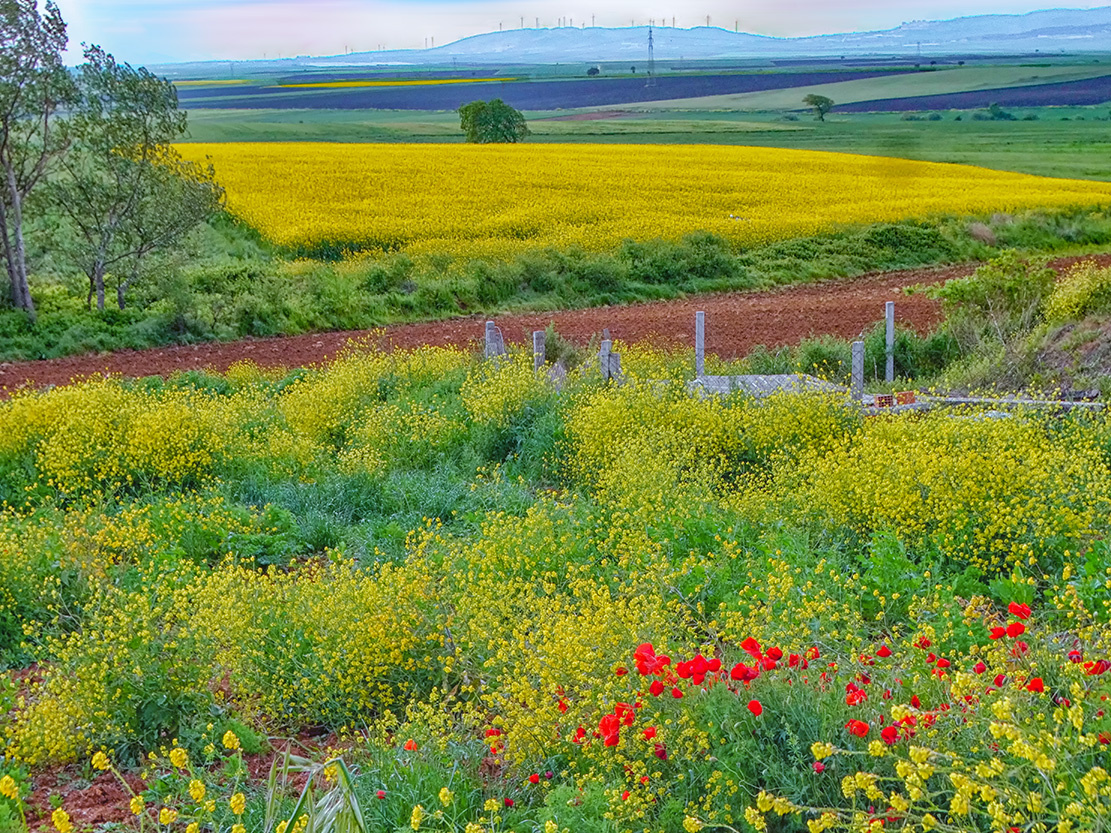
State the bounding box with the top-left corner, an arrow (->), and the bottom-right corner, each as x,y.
175,142 -> 1111,258
1044,259 -> 1111,323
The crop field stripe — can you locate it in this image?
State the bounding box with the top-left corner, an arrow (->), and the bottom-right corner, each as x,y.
631,65 -> 1111,111
278,78 -> 518,88
837,73 -> 1111,112
175,142 -> 1111,258
175,70 -> 907,111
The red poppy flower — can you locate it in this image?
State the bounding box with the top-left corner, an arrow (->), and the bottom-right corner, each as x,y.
599,713 -> 621,746
993,673 -> 1007,688
1068,650 -> 1083,663
621,791 -> 629,801
653,742 -> 668,760
913,637 -> 931,649
615,666 -> 628,676
707,658 -> 722,673
910,695 -> 921,709
846,689 -> 867,707
730,662 -> 759,683
640,776 -> 650,785
671,687 -> 683,699
740,637 -> 763,659
845,720 -> 869,738
973,661 -> 987,674
1100,732 -> 1111,745
1008,602 -> 1032,620
615,703 -> 635,726
376,790 -> 386,800
643,726 -> 657,741
1006,622 -> 1026,638
1086,660 -> 1110,676
876,645 -> 892,658
649,679 -> 665,696
558,700 -> 568,713
1026,677 -> 1045,693
748,699 -> 763,716
761,656 -> 778,671
572,726 -> 586,744
1012,640 -> 1029,657
529,773 -> 540,785
812,761 -> 825,773
403,739 -> 418,751
766,647 -> 783,661
788,654 -> 801,668
485,728 -> 502,737
634,643 -> 671,677
989,627 -> 1007,640
881,725 -> 899,745
504,799 -> 514,808
936,658 -> 951,669
806,646 -> 822,660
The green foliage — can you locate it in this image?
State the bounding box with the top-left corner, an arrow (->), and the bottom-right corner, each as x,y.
803,93 -> 834,121
457,98 -> 529,144
927,250 -> 1055,347
46,44 -> 224,311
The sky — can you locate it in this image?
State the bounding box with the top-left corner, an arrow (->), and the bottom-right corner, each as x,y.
56,0 -> 1111,64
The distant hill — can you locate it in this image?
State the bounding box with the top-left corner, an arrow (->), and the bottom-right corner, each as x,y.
317,7 -> 1111,65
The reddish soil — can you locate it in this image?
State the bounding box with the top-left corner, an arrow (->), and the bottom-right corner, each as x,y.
3,255 -> 1109,391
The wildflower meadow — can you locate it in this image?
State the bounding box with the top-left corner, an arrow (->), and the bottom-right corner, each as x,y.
1,340 -> 1109,833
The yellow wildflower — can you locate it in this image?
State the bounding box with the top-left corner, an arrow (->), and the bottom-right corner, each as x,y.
52,808 -> 72,833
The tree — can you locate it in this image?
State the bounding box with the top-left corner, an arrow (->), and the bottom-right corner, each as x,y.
0,0 -> 74,321
48,45 -> 224,310
587,66 -> 600,76
457,99 -> 529,144
803,94 -> 834,122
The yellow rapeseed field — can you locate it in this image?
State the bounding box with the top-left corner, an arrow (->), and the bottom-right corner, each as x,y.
277,78 -> 515,88
178,142 -> 1111,257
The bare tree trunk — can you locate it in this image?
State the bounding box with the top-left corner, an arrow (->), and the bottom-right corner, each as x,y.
0,199 -> 19,308
4,165 -> 34,321
95,264 -> 105,311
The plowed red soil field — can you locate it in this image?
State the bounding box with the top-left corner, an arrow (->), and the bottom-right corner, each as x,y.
3,255 -> 1108,391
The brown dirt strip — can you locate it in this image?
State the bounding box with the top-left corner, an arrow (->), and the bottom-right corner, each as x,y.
4,254 -> 1109,391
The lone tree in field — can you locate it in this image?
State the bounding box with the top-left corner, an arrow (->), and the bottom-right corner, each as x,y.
0,0 -> 74,321
458,99 -> 530,143
48,45 -> 224,311
803,94 -> 834,121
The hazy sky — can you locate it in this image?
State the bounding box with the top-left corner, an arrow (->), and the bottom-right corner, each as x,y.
56,1 -> 1111,64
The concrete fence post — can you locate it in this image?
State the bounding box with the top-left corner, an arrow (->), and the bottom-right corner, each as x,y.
485,321 -> 505,359
851,340 -> 865,403
885,301 -> 895,383
485,321 -> 497,359
533,330 -> 546,372
600,339 -> 612,381
695,311 -> 706,377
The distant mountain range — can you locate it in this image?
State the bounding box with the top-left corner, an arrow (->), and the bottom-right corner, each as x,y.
310,7 -> 1111,66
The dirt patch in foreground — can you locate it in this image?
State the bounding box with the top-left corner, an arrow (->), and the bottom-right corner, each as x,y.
4,255 -> 1110,391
